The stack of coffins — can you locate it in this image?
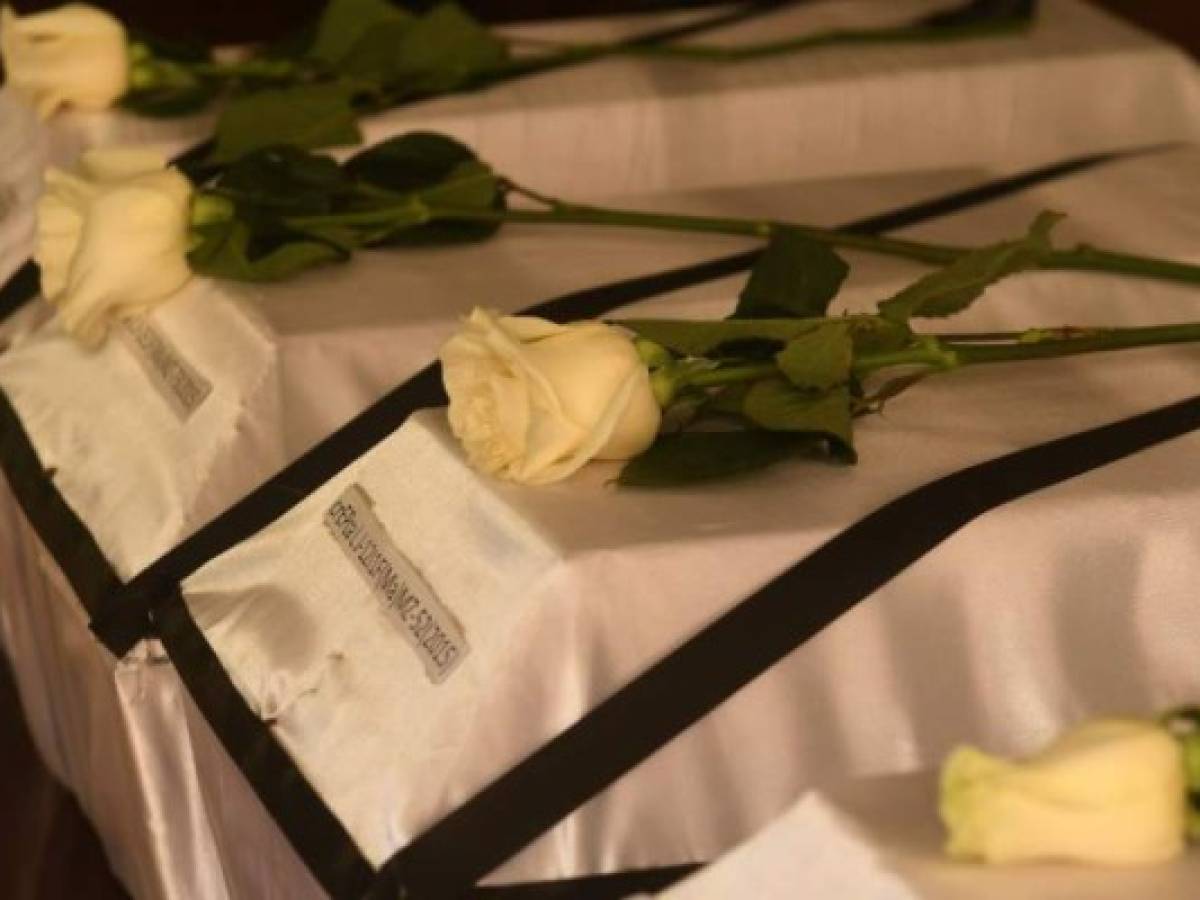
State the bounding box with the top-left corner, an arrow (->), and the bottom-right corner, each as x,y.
0,1 -> 1198,898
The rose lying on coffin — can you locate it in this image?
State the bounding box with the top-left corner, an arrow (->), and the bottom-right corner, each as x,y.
0,0 -> 1037,151
32,131 -> 1200,356
940,709 -> 1200,866
438,293 -> 1200,488
441,310 -> 662,485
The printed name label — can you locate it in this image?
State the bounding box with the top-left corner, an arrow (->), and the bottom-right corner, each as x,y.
324,485 -> 468,684
119,317 -> 212,420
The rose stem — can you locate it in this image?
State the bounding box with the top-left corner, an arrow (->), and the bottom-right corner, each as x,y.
425,201 -> 1200,287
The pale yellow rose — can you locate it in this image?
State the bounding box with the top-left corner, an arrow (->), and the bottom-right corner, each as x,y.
441,308 -> 662,484
36,147 -> 193,348
941,718 -> 1186,866
0,4 -> 129,118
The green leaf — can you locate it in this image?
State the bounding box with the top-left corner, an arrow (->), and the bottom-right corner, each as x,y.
707,383 -> 752,416
775,321 -> 853,391
384,3 -> 509,95
308,0 -> 413,67
188,216 -> 348,282
848,315 -> 912,354
216,146 -> 351,216
344,132 -> 503,245
618,430 -> 814,487
333,18 -> 416,84
618,319 -> 825,358
879,211 -> 1064,323
741,381 -> 856,462
347,131 -> 480,193
210,83 -> 363,164
734,227 -> 849,319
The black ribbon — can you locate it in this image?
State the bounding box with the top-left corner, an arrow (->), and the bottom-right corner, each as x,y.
0,261 -> 38,325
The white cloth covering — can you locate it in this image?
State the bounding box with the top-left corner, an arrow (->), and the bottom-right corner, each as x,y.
173,145 -> 1200,892
31,0 -> 1200,196
653,772 -> 1200,899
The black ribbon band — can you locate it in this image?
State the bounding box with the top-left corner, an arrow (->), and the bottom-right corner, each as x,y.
0,261 -> 39,325
94,146 -> 1137,655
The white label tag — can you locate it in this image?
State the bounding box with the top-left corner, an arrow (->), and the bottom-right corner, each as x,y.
324,485 -> 469,684
119,317 -> 212,420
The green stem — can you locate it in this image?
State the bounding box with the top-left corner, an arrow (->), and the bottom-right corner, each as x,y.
949,322 -> 1200,365
684,362 -> 780,389
428,202 -> 963,266
187,58 -> 307,83
276,194 -> 1200,288
1045,246 -> 1200,286
434,202 -> 1200,287
855,322 -> 1200,377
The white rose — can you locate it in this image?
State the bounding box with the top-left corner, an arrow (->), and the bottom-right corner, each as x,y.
37,147 -> 193,348
0,4 -> 129,119
441,308 -> 662,485
940,718 -> 1186,866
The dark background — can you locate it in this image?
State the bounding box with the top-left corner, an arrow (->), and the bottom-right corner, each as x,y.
8,0 -> 1200,55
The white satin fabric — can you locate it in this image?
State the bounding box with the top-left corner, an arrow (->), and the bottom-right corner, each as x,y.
655,773 -> 1200,899
178,145 -> 1200,892
0,3 -> 1196,898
